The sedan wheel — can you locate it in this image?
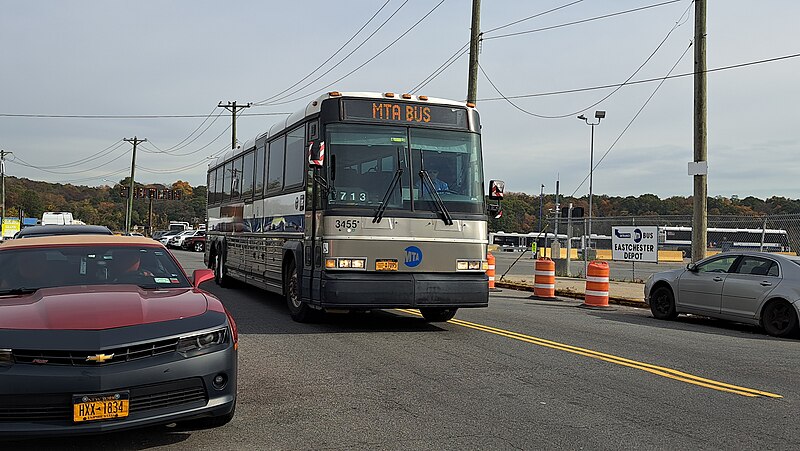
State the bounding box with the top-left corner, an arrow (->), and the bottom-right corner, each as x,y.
650,286 -> 677,320
194,241 -> 205,252
762,300 -> 798,338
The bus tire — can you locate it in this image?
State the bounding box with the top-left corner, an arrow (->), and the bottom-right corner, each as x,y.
285,261 -> 315,322
420,308 -> 458,322
214,247 -> 231,287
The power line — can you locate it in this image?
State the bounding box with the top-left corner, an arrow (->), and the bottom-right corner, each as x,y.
254,0 -> 446,108
9,145 -> 132,175
479,52 -> 800,102
484,0 -> 683,41
254,0 -> 393,106
0,112 -> 291,119
483,0 -> 585,34
479,0 -> 694,119
409,42 -> 470,94
253,0 -> 412,106
10,140 -> 126,170
569,42 -> 694,198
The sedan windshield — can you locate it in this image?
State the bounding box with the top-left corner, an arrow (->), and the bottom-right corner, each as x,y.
326,124 -> 484,214
0,246 -> 190,293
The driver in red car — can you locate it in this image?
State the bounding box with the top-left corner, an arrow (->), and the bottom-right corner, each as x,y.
109,248 -> 153,283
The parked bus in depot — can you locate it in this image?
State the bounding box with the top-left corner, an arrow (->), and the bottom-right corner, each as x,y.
206,91 -> 503,322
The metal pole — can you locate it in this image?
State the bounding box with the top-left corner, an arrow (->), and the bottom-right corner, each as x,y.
692,0 -> 708,262
466,0 -> 481,104
0,150 -> 6,239
588,123 -> 594,260
539,184 -> 545,256
759,216 -> 767,252
124,137 -> 146,234
566,203 -> 573,277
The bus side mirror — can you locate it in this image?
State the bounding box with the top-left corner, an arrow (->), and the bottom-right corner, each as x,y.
487,204 -> 502,219
309,141 -> 325,168
488,180 -> 504,200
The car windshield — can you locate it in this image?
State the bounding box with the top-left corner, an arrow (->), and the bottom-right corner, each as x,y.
326,124 -> 484,214
0,245 -> 190,292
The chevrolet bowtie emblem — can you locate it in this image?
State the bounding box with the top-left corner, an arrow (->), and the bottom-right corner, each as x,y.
86,353 -> 115,363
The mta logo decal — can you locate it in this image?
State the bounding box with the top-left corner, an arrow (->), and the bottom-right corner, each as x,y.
633,228 -> 643,243
404,246 -> 423,267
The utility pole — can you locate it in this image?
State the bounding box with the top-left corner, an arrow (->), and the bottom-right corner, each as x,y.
123,137 -> 146,234
466,0 -> 481,104
0,149 -> 11,239
692,0 -> 708,262
218,101 -> 252,149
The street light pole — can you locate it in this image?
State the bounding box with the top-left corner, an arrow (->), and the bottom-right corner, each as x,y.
577,111 -> 605,268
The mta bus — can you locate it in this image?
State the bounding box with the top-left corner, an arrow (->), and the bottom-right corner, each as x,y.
205,91 -> 503,322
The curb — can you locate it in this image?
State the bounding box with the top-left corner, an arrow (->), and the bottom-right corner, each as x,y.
495,280 -> 648,309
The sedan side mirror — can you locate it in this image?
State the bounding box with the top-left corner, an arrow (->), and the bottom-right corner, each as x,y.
192,269 -> 215,288
686,262 -> 698,272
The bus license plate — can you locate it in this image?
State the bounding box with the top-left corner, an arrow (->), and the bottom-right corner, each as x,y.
375,260 -> 398,271
73,391 -> 130,422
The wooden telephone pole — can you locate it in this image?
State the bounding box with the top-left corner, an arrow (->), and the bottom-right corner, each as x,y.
692,0 -> 707,262
218,101 -> 252,149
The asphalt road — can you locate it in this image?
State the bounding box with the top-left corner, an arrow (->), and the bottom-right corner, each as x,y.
491,250 -> 687,282
9,249 -> 800,450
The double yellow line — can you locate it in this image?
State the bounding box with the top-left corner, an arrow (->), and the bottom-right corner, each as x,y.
396,309 -> 782,398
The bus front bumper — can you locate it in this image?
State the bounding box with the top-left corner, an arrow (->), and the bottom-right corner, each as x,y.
319,271 -> 489,309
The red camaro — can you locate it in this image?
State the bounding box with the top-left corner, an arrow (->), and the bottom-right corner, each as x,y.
0,235 -> 237,437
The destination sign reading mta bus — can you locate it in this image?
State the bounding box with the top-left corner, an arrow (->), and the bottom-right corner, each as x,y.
342,99 -> 468,128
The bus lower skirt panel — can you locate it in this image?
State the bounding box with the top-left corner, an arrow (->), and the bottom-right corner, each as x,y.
318,272 -> 489,308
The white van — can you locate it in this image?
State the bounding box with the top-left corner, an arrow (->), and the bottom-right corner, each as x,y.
41,212 -> 75,226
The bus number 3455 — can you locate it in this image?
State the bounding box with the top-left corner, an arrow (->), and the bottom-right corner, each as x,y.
335,219 -> 360,229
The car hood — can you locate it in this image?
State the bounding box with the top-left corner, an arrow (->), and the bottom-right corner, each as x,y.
0,285 -> 208,330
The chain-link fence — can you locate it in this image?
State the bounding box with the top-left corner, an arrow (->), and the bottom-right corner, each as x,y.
486,214 -> 800,282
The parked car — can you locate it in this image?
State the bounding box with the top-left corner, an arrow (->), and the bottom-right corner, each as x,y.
151,230 -> 169,241
0,235 -> 238,436
168,230 -> 201,249
158,230 -> 182,246
12,225 -> 113,239
182,232 -> 206,252
645,251 -> 800,337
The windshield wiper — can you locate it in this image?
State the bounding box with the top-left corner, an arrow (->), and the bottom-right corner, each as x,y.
419,170 -> 453,225
0,287 -> 39,296
372,167 -> 404,223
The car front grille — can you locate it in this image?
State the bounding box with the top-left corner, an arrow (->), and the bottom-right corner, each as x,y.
13,338 -> 179,366
0,378 -> 208,422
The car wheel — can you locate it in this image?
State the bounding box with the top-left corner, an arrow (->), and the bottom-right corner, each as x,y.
214,249 -> 231,287
419,308 -> 458,322
650,286 -> 678,320
194,241 -> 205,252
285,261 -> 316,322
761,300 -> 798,338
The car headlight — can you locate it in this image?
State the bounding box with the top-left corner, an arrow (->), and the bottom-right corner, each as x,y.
177,329 -> 228,356
0,349 -> 12,366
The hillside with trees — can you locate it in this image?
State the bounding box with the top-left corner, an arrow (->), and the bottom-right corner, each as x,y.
489,192 -> 800,234
3,176 -> 206,232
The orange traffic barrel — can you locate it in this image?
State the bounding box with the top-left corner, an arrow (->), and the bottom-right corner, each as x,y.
487,252 -> 501,291
582,260 -> 612,308
533,257 -> 556,300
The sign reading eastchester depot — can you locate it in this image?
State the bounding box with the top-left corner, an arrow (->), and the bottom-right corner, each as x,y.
612,226 -> 658,263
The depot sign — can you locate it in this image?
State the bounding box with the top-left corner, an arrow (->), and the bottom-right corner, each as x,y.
612,226 -> 658,263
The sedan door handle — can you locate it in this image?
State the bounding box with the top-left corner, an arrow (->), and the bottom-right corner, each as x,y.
713,276 -> 723,282
760,281 -> 773,287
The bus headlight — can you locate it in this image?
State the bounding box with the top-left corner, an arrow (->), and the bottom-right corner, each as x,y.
326,258 -> 367,270
457,260 -> 483,271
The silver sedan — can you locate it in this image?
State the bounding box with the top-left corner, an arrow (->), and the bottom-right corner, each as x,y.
644,251 -> 800,337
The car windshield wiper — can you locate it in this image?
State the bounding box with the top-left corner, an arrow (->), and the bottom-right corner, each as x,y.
372,167 -> 404,223
0,287 -> 39,296
419,170 -> 453,225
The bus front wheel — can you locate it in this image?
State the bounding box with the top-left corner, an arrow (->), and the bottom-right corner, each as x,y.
286,261 -> 316,322
419,308 -> 458,322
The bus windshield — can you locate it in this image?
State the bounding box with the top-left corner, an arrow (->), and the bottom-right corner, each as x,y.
326,124 -> 484,214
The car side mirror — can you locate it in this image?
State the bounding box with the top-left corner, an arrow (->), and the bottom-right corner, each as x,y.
192,269 -> 215,288
308,141 -> 325,167
487,204 -> 502,219
686,262 -> 697,272
488,180 -> 505,200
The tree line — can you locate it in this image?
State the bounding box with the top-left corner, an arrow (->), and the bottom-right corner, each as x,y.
4,176 -> 206,232
489,192 -> 800,233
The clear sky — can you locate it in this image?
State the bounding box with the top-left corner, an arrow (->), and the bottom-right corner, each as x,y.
1,0 -> 798,199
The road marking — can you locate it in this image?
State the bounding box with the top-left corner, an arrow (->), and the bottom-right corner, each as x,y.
396,309 -> 782,399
